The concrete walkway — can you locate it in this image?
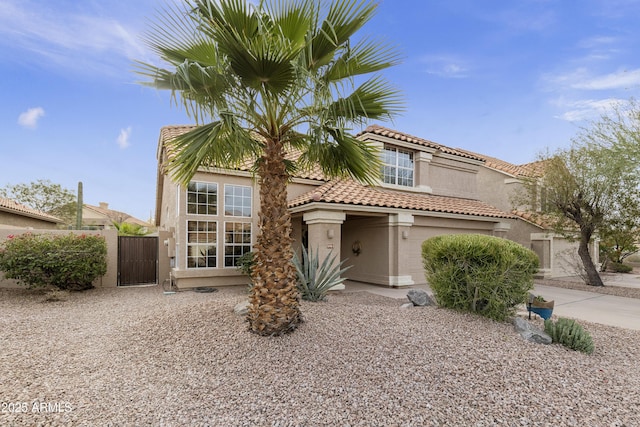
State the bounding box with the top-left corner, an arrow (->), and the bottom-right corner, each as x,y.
343,280 -> 640,331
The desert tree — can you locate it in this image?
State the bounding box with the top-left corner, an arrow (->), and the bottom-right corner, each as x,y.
0,179 -> 76,225
137,0 -> 402,335
518,102 -> 640,286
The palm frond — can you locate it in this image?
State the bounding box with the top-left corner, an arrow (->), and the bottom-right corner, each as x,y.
299,128 -> 382,184
309,0 -> 377,69
324,37 -> 403,81
165,121 -> 260,185
327,75 -> 405,123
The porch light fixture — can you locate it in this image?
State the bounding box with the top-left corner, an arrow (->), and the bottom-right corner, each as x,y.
352,240 -> 361,256
327,229 -> 334,239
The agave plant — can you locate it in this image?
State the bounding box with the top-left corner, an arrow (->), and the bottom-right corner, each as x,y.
293,246 -> 351,302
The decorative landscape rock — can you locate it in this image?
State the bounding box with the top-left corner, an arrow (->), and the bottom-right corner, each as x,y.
513,317 -> 552,344
400,303 -> 414,310
406,289 -> 435,306
233,301 -> 249,316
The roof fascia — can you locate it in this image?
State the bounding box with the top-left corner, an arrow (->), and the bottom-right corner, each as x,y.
0,206 -> 61,224
289,201 -> 510,222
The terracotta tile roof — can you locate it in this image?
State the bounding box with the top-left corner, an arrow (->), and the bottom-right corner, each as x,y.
290,180 -> 513,219
512,210 -> 571,230
454,148 -> 546,178
358,124 -> 483,161
84,204 -> 150,227
0,197 -> 63,223
159,125 -> 326,181
518,160 -> 546,177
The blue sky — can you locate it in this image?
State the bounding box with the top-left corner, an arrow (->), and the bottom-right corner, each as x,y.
2,0 -> 640,222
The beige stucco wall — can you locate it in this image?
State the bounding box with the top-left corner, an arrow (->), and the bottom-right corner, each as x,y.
0,211 -> 60,230
341,216 -> 390,285
340,213 -> 502,286
474,167 -> 522,212
428,157 -> 480,199
0,229 -> 118,289
160,169 -> 321,288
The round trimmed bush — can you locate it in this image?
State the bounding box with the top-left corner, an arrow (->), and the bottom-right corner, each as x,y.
422,234 -> 539,321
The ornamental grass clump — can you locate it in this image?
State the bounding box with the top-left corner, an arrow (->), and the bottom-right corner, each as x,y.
422,234 -> 539,321
544,317 -> 595,354
0,233 -> 107,291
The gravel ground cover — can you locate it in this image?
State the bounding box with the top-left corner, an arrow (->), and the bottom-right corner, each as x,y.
1,285 -> 639,426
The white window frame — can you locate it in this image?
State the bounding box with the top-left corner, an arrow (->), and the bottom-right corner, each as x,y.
382,146 -> 414,187
223,221 -> 252,268
186,220 -> 217,269
223,184 -> 252,217
187,181 -> 218,216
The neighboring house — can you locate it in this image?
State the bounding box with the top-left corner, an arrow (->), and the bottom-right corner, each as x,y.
0,197 -> 63,229
158,124 -> 583,289
82,202 -> 152,231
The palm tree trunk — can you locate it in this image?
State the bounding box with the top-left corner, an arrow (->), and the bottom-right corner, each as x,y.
247,139 -> 302,335
578,231 -> 604,287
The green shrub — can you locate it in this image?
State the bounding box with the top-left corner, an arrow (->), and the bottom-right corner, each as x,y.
293,246 -> 351,302
235,251 -> 255,291
544,318 -> 595,354
0,233 -> 107,291
422,234 -> 539,321
609,261 -> 633,273
235,251 -> 255,276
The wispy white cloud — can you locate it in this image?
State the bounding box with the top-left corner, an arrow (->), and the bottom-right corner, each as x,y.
552,97 -> 626,122
18,107 -> 45,129
0,0 -> 148,76
420,55 -> 469,78
117,127 -> 132,149
570,69 -> 640,90
542,66 -> 640,121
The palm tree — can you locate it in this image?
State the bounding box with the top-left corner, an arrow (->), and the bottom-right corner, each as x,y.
137,0 -> 402,335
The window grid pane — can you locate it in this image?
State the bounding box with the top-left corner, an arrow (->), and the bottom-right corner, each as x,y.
381,146 -> 414,187
187,220 -> 217,268
224,185 -> 252,217
187,181 -> 217,216
224,222 -> 252,268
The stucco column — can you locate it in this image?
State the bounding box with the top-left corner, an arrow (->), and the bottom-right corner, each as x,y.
492,222 -> 511,238
415,151 -> 433,193
388,213 -> 415,287
302,210 -> 346,288
530,233 -> 552,279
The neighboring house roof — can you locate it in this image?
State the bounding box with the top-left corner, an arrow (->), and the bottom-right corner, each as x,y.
84,203 -> 150,227
358,124 -> 484,161
289,180 -> 514,219
0,197 -> 63,224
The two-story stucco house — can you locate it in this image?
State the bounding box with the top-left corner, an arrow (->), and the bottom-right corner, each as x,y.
155,124 -> 585,289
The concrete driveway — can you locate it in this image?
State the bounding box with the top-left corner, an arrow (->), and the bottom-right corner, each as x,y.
344,280 -> 640,330
531,284 -> 640,330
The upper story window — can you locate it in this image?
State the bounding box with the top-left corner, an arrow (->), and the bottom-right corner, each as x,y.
382,146 -> 414,187
187,181 -> 217,215
224,185 -> 252,217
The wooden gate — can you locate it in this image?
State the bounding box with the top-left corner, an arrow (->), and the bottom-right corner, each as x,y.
118,236 -> 158,286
